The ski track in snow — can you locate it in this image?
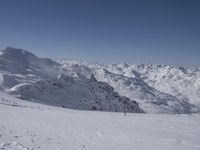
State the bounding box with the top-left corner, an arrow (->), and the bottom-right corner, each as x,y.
0,95 -> 200,150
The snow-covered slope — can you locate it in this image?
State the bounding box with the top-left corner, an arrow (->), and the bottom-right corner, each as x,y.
0,47 -> 60,77
0,92 -> 200,150
0,47 -> 142,113
0,47 -> 199,114
0,47 -> 200,149
58,59 -> 200,113
105,64 -> 200,107
112,64 -> 200,106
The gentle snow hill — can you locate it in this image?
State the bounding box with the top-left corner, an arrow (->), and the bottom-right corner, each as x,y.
0,92 -> 200,150
0,47 -> 142,113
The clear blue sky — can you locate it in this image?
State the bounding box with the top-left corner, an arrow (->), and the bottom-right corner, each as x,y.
0,0 -> 200,66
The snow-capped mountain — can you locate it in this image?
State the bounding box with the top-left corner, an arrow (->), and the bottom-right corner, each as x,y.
0,47 -> 199,114
58,59 -> 200,114
0,47 -> 142,113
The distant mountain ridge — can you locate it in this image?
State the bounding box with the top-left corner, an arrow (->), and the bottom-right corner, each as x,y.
0,47 -> 199,113
58,58 -> 200,113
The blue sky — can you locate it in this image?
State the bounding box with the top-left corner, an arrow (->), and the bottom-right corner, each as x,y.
0,0 -> 200,66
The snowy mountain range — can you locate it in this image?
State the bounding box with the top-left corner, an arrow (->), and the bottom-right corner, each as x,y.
0,47 -> 199,114
0,47 -> 142,113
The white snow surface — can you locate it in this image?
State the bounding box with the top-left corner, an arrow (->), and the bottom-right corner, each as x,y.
0,92 -> 200,150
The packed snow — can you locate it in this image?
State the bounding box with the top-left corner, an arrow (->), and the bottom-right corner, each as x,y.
0,92 -> 200,150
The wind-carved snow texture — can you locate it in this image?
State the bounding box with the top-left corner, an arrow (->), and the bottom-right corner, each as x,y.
0,47 -> 142,113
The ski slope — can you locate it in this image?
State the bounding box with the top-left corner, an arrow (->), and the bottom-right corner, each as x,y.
0,92 -> 200,150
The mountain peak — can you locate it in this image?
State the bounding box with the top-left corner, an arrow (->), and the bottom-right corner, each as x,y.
1,47 -> 36,58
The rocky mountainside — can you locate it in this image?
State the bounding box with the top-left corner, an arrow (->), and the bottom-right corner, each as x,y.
0,47 -> 142,113
0,47 -> 199,113
58,59 -> 200,113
